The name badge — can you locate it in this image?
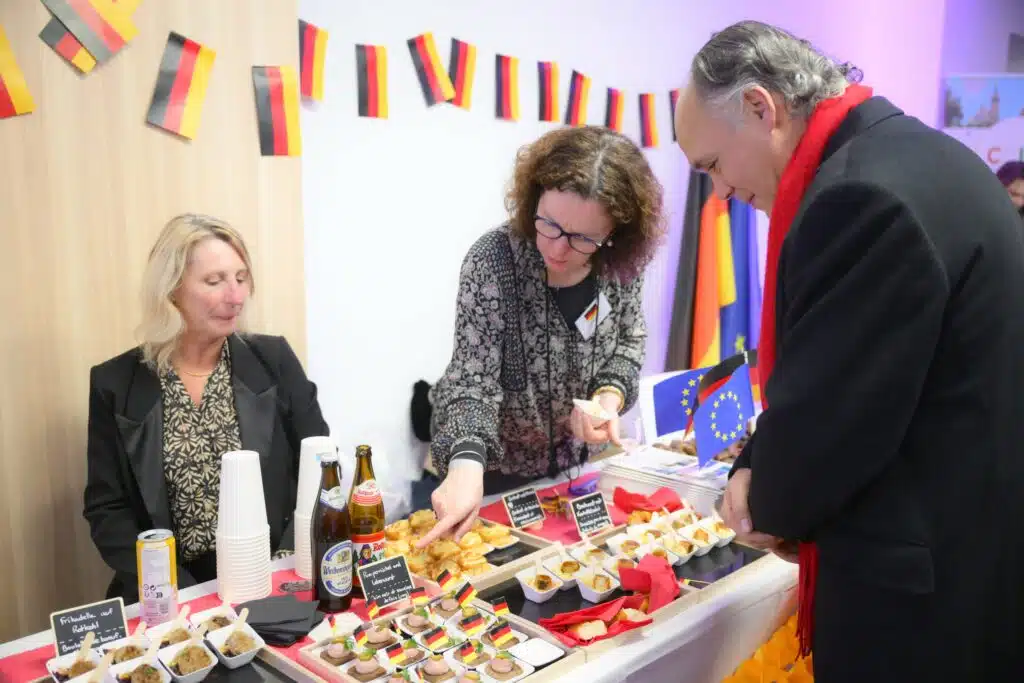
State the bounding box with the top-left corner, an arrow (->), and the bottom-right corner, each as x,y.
575,291 -> 612,340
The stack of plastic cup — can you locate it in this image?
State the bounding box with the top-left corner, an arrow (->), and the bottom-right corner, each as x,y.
293,436 -> 336,579
216,450 -> 271,602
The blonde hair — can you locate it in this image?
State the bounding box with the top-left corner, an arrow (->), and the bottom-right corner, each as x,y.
137,214 -> 255,374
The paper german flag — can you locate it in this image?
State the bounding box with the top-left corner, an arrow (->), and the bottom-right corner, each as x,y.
40,0 -> 137,65
298,19 -> 327,101
410,586 -> 428,606
488,622 -> 514,647
669,88 -> 680,141
458,641 -> 478,664
565,69 -> 590,126
604,88 -> 624,132
436,569 -> 456,592
355,44 -> 387,118
366,600 -> 380,619
455,582 -> 477,607
584,303 -> 599,323
447,38 -> 476,110
491,598 -> 510,617
0,24 -> 35,119
39,18 -> 95,74
458,612 -> 486,637
423,626 -> 448,649
537,61 -> 559,122
146,32 -> 215,140
407,32 -> 454,106
252,65 -> 301,156
352,625 -> 369,647
639,92 -> 658,148
385,642 -> 405,665
495,54 -> 519,121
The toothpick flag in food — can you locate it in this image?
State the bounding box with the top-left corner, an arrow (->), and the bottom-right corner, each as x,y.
298,20 -> 328,101
146,32 -> 215,140
565,70 -> 590,126
495,54 -> 519,121
669,88 -> 680,141
39,18 -> 96,73
538,61 -> 559,122
252,66 -> 301,156
605,88 -> 624,132
40,0 -> 138,65
355,44 -> 387,118
447,38 -> 476,110
0,24 -> 35,119
407,32 -> 454,106
639,93 -> 659,148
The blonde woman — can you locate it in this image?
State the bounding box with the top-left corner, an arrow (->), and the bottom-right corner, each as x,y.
84,214 -> 328,601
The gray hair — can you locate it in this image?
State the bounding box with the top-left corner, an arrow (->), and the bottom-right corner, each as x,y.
690,21 -> 860,121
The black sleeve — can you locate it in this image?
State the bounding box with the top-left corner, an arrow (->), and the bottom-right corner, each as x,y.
747,181 -> 948,541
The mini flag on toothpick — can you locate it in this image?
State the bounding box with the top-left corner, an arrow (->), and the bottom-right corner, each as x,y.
39,18 -> 95,74
40,0 -> 137,65
352,625 -> 369,647
488,622 -> 514,647
447,38 -> 476,110
327,615 -> 336,635
436,569 -> 456,592
455,582 -> 477,607
565,69 -> 590,126
491,598 -> 509,617
458,641 -> 478,664
366,600 -> 380,619
355,44 -> 387,118
298,20 -> 327,101
146,32 -> 216,140
639,92 -> 658,148
495,54 -> 519,121
252,65 -> 301,156
669,88 -> 680,141
385,642 -> 405,665
423,626 -> 448,649
0,24 -> 35,119
410,587 -> 428,606
407,32 -> 454,106
458,613 -> 486,637
537,60 -> 559,122
604,87 -> 624,132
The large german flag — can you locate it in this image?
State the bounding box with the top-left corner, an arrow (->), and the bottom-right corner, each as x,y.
252,65 -> 301,156
604,88 -> 624,132
669,88 -> 680,141
639,93 -> 659,148
40,0 -> 137,65
39,18 -> 96,74
0,24 -> 35,119
146,32 -> 216,140
299,19 -> 327,101
407,32 -> 454,106
447,38 -> 476,110
537,61 -> 558,122
355,44 -> 387,119
564,70 -> 590,126
495,54 -> 519,121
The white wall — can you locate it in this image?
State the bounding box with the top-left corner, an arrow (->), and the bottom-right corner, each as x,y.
298,0 -> 947,506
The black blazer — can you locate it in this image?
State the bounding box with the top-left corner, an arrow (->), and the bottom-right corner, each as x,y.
83,334 -> 329,601
737,98 -> 1024,681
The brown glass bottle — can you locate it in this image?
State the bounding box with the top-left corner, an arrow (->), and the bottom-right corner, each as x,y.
312,448 -> 353,612
348,445 -> 386,597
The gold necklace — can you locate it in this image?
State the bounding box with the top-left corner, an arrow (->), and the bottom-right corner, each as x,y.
180,368 -> 213,378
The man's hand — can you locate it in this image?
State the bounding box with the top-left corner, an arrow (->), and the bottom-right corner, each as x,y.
414,462 -> 484,548
720,467 -> 781,550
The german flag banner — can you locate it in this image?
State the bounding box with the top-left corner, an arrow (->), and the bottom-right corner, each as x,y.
669,88 -> 680,141
252,65 -> 301,156
604,87 -> 624,132
495,54 -> 519,121
146,32 -> 216,140
407,32 -> 454,106
564,69 -> 590,127
355,44 -> 387,119
298,19 -> 327,101
447,38 -> 476,110
537,61 -> 558,122
0,24 -> 35,119
39,18 -> 95,74
639,92 -> 658,148
40,0 -> 137,66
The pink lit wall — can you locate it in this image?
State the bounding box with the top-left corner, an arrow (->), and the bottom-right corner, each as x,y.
941,0 -> 1024,76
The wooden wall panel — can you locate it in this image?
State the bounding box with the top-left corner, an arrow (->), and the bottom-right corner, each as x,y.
0,0 -> 304,641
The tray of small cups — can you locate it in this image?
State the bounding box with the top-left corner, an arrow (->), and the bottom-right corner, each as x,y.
676,523 -> 720,557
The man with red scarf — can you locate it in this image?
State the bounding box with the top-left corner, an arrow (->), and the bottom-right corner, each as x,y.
674,21 -> 1024,682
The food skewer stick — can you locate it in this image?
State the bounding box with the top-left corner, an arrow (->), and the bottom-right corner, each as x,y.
189,623 -> 209,645
87,651 -> 114,683
143,637 -> 161,664
174,605 -> 192,631
76,631 -> 96,662
231,608 -> 249,635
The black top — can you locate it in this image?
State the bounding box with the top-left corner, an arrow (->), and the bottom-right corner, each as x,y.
549,271 -> 597,329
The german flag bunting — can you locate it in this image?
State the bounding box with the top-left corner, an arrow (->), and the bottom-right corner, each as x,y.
604,87 -> 624,132
407,32 -> 454,106
39,18 -> 96,74
40,0 -> 137,65
447,38 -> 476,110
0,25 -> 35,119
669,88 -> 680,141
639,92 -> 658,148
298,20 -> 328,101
495,54 -> 519,121
355,44 -> 387,118
538,61 -> 558,122
252,65 -> 301,156
146,32 -> 215,140
565,69 -> 590,126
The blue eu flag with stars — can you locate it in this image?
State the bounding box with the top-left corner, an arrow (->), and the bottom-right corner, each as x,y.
651,367 -> 707,438
693,363 -> 754,466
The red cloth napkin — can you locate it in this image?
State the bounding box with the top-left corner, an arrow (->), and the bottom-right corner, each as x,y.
538,594 -> 652,647
612,486 -> 683,514
618,554 -> 680,612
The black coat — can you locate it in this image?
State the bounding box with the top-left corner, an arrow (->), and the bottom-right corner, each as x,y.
737,97 -> 1024,681
83,334 -> 329,601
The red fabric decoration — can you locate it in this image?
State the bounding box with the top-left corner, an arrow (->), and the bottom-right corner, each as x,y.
538,594 -> 651,647
612,486 -> 683,514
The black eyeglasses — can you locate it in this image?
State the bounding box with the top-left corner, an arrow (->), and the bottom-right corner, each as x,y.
534,215 -> 612,255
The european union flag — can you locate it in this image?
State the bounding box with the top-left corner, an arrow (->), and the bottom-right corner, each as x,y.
693,363 -> 754,466
651,367 -> 708,438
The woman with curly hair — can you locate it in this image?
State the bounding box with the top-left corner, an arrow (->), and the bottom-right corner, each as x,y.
416,126 -> 665,545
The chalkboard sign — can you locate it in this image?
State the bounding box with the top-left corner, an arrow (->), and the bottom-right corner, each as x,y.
50,598 -> 127,657
356,555 -> 416,608
501,487 -> 545,529
570,492 -> 613,538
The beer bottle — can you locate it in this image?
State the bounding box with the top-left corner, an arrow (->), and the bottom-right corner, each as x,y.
348,445 -> 386,596
312,448 -> 353,612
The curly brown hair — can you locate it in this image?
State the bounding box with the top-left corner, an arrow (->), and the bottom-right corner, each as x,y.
505,126 -> 665,281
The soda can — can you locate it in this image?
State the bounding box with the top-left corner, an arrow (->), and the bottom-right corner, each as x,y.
136,529 -> 179,626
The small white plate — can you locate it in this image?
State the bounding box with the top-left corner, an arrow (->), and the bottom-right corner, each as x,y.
513,568 -> 563,604
343,654 -> 395,681
146,620 -> 194,651
569,544 -> 610,568
698,517 -> 737,547
413,625 -> 463,655
106,658 -> 172,683
476,655 -> 536,683
601,554 -> 638,580
445,609 -> 497,639
542,556 -> 583,591
660,535 -> 698,563
635,543 -> 681,566
101,636 -> 151,666
576,568 -> 619,603
46,650 -> 102,683
158,639 -> 217,683
678,524 -> 719,557
507,638 -> 565,667
188,605 -> 239,633
413,657 -> 466,682
205,623 -> 265,669
443,639 -> 498,670
480,625 -> 529,652
396,611 -> 445,638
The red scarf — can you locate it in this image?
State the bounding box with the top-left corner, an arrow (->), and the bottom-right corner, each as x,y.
758,84 -> 873,657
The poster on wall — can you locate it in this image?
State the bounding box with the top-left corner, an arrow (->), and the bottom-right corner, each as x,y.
942,74 -> 1024,172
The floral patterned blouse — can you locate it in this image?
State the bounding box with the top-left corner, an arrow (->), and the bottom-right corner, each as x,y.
430,226 -> 647,480
160,343 -> 241,562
